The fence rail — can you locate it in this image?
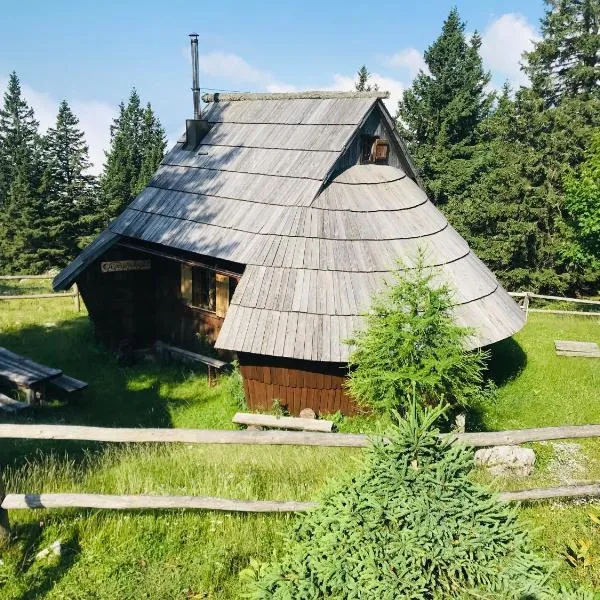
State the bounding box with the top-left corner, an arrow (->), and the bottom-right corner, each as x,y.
2,423 -> 600,448
509,291 -> 600,317
0,275 -> 54,280
2,484 -> 600,517
0,275 -> 80,311
3,422 -> 600,541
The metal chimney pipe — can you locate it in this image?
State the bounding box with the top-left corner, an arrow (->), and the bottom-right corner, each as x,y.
189,33 -> 201,119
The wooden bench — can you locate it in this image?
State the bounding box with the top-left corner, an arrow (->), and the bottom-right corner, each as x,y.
233,412 -> 334,433
0,347 -> 88,404
154,341 -> 229,386
555,340 -> 600,358
48,374 -> 88,393
0,347 -> 62,404
0,392 -> 28,413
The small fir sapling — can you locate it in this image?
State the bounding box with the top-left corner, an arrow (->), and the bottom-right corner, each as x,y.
345,252 -> 489,415
241,400 -> 588,599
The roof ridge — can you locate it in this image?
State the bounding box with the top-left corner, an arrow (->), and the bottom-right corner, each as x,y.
202,91 -> 390,102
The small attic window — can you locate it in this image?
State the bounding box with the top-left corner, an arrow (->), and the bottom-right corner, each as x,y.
373,139 -> 390,163
360,136 -> 390,165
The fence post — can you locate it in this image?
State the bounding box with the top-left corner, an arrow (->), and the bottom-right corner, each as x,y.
73,284 -> 81,312
0,474 -> 10,545
523,292 -> 530,318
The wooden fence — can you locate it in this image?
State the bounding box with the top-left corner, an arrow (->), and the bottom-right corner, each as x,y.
0,275 -> 80,311
509,291 -> 600,317
3,422 -> 600,541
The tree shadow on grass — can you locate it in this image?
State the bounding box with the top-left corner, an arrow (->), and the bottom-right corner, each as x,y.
467,337 -> 528,432
8,521 -> 80,600
0,317 -> 218,466
486,337 -> 528,387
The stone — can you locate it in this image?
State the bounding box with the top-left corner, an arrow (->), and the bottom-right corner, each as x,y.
35,540 -> 61,560
246,425 -> 264,431
474,446 -> 535,477
299,408 -> 317,419
453,412 -> 466,433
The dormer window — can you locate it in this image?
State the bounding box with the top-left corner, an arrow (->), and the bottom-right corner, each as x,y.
360,135 -> 390,165
373,139 -> 389,163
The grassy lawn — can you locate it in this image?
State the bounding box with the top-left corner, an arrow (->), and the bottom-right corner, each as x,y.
0,289 -> 599,597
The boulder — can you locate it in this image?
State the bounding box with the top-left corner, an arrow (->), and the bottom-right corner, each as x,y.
299,408 -> 317,420
474,446 -> 535,477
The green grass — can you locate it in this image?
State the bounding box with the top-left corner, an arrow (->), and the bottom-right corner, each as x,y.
1,293 -> 599,597
477,313 -> 600,429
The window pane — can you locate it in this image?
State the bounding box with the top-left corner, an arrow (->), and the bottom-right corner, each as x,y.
181,264 -> 193,303
192,267 -> 215,311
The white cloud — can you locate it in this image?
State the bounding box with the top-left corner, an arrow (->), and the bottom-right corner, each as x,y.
197,51 -> 294,94
0,77 -> 115,175
195,51 -> 404,113
480,13 -> 539,87
387,48 -> 428,79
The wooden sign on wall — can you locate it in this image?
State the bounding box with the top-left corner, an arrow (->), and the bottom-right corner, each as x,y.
100,260 -> 151,273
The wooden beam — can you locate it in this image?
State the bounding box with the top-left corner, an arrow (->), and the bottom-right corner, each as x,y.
0,275 -> 54,280
0,293 -> 76,301
455,424 -> 600,446
498,484 -> 600,502
1,493 -> 317,513
2,423 -> 600,448
528,308 -> 600,317
4,485 -> 600,516
527,293 -> 600,306
0,424 -> 369,447
509,291 -> 600,306
233,412 -> 334,433
0,473 -> 10,544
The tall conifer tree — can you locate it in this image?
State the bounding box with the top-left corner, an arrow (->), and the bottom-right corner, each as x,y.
355,65 -> 379,92
100,90 -> 165,223
0,72 -> 46,273
397,9 -> 492,204
39,100 -> 96,263
525,0 -> 600,105
0,72 -> 41,209
134,102 -> 166,196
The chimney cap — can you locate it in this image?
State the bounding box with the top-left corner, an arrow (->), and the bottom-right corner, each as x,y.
189,32 -> 199,38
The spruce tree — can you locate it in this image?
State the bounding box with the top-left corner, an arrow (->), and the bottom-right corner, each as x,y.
525,0 -> 600,105
100,90 -> 165,223
355,65 -> 378,92
397,9 -> 492,204
0,71 -> 41,209
134,102 -> 166,196
563,130 -> 600,286
0,72 -> 46,274
0,160 -> 50,273
243,402 -> 585,599
40,100 -> 96,263
346,253 -> 488,414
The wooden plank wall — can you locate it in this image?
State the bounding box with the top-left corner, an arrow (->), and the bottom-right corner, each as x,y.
238,353 -> 358,415
79,243 -> 237,353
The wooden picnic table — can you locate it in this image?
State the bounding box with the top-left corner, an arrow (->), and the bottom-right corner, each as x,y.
0,346 -> 62,404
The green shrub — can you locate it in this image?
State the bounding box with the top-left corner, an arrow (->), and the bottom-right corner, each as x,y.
346,253 -> 488,414
221,360 -> 247,409
241,401 -> 583,599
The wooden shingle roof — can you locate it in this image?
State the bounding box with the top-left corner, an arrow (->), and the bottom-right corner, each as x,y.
54,91 -> 524,360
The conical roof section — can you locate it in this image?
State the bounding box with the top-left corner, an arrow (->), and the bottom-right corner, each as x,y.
216,163 -> 525,360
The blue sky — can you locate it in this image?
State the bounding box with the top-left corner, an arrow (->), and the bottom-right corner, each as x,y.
0,0 -> 546,173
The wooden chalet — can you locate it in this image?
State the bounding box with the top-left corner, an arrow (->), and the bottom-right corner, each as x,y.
54,86 -> 525,415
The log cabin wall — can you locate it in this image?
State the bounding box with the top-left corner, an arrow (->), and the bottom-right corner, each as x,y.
238,353 -> 359,416
78,243 -> 239,353
77,245 -> 155,350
